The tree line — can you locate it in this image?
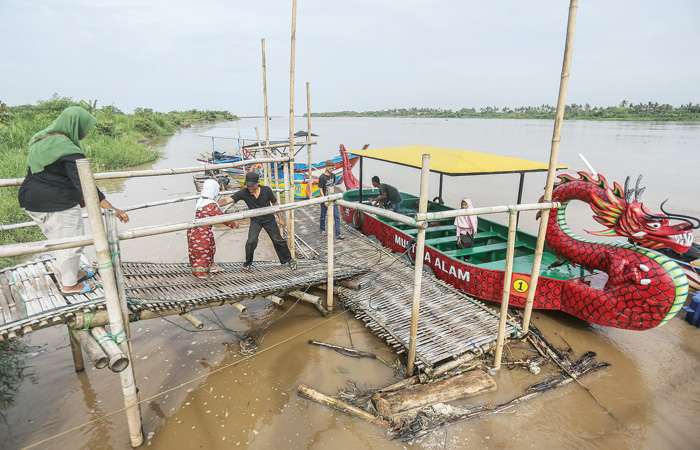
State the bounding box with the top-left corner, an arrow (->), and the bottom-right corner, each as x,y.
312,101 -> 700,121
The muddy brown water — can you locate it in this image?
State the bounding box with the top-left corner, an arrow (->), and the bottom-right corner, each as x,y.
2,119 -> 700,449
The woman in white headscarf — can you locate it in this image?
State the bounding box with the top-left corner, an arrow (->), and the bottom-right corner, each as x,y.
455,198 -> 478,250
187,179 -> 239,278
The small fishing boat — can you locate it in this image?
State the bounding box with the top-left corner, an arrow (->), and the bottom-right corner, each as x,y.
339,146 -> 696,331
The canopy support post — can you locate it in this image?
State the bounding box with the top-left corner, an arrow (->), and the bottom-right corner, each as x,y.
358,157 -> 364,203
516,172 -> 525,227
438,173 -> 443,204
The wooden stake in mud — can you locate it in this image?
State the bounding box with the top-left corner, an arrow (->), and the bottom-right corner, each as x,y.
68,327 -> 85,371
286,0 -> 298,258
236,120 -> 243,159
327,198 -> 335,312
493,207 -> 519,371
105,211 -> 133,353
76,159 -> 143,447
407,154 -> 430,376
306,82 -> 313,197
522,0 -> 579,333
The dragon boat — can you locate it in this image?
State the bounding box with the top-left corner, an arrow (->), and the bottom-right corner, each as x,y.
339,146 -> 697,331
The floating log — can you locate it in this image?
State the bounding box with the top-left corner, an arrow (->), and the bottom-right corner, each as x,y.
338,280 -> 361,290
298,384 -> 389,427
372,370 -> 497,417
73,329 -> 109,369
91,327 -> 130,372
180,311 -> 204,329
308,340 -> 376,359
266,295 -> 285,306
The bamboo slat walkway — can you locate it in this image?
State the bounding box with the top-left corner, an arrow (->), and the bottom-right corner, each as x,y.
292,205 -> 518,371
0,257 -> 366,340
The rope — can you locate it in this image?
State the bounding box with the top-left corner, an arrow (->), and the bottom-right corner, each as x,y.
20,311 -> 349,450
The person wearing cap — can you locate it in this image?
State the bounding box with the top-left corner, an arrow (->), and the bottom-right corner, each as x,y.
317,159 -> 345,239
219,171 -> 296,271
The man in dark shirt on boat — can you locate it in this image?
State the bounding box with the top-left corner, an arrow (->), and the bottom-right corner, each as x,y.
368,176 -> 402,213
317,160 -> 345,239
220,172 -> 296,271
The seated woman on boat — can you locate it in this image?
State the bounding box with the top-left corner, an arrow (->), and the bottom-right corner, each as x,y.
455,198 -> 478,250
187,179 -> 239,279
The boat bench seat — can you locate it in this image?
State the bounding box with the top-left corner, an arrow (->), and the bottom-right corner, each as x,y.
403,225 -> 456,235
425,231 -> 507,247
443,241 -> 527,258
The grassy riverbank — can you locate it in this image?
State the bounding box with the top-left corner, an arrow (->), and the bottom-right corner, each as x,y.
313,102 -> 700,121
0,95 -> 237,260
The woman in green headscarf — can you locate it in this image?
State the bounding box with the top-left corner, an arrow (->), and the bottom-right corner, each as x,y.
18,106 -> 129,295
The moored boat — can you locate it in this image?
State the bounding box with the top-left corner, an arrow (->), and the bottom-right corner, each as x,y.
339,146 -> 695,331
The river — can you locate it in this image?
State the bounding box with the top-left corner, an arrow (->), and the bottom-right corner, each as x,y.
2,118 -> 700,449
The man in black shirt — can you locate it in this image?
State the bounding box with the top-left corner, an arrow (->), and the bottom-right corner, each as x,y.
221,172 -> 295,270
317,160 -> 345,239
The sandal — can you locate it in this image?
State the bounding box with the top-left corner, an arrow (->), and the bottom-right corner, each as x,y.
242,264 -> 251,271
321,230 -> 327,236
209,265 -> 224,273
337,234 -> 346,240
61,282 -> 96,296
77,268 -> 97,283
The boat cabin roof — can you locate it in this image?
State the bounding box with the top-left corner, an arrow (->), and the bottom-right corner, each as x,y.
351,145 -> 567,176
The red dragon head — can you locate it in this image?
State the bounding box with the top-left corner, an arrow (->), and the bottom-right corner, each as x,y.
588,175 -> 698,253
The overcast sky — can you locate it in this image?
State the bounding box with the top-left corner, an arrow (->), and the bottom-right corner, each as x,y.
1,0 -> 698,115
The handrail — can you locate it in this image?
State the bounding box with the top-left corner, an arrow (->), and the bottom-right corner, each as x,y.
0,156 -> 292,187
0,193 -> 343,259
414,202 -> 560,221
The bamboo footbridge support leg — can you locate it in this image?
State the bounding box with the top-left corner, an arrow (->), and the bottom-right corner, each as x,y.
78,160 -> 143,448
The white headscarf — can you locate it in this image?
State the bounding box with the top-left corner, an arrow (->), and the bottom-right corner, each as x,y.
455,198 -> 478,233
196,179 -> 220,211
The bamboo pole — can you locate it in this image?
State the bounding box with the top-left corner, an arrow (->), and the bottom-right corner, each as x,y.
335,199 -> 429,230
306,82 -> 313,197
236,120 -> 242,158
287,0 -> 298,258
106,211 -> 132,350
493,208 -> 519,371
522,0 -> 579,334
255,127 -> 271,188
76,159 -> 143,447
298,384 -> 388,426
327,199 -> 335,312
234,303 -> 247,314
407,154 -> 431,376
72,329 -> 109,369
68,326 -> 85,371
91,326 -> 130,372
261,38 -> 278,195
338,280 -> 361,290
266,295 -> 285,306
180,311 -> 204,329
413,202 -> 560,222
0,193 -> 344,259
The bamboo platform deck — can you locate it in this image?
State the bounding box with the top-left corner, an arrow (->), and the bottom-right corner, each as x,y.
292,205 -> 517,372
0,257 -> 366,340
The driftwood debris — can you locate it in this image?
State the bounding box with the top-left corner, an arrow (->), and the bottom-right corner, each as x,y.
308,340 -> 376,359
372,370 -> 497,417
297,384 -> 390,427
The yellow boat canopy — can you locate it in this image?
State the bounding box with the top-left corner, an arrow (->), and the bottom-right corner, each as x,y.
351,145 -> 567,176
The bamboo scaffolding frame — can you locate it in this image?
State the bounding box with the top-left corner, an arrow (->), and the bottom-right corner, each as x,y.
492,208 -> 519,371
306,82 -> 313,197
522,0 -> 579,334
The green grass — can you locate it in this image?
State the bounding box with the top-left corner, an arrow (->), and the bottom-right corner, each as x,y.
0,95 -> 238,267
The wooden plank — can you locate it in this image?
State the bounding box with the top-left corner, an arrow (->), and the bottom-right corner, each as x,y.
1,272 -> 22,321
0,279 -> 13,324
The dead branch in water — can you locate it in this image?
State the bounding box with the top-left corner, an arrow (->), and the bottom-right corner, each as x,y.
308,339 -> 377,359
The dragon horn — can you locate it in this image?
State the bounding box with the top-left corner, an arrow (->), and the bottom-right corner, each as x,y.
660,199 -> 700,230
634,175 -> 645,202
624,176 -> 632,203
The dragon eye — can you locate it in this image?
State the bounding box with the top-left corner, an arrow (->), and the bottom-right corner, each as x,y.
648,222 -> 661,230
